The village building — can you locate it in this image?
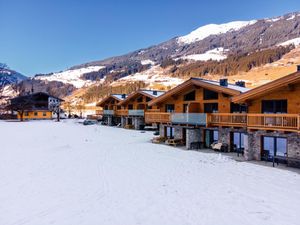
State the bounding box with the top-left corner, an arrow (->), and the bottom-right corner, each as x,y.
96,94 -> 127,126
117,90 -> 165,129
146,78 -> 249,149
231,66 -> 300,166
8,92 -> 63,120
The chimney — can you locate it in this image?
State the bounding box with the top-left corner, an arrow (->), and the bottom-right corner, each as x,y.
297,65 -> 300,72
153,90 -> 157,96
122,94 -> 126,99
219,78 -> 228,87
235,81 -> 246,87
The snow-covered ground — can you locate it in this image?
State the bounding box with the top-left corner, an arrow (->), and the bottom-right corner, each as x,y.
0,120 -> 300,225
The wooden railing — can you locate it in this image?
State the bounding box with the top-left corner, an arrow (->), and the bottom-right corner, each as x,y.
208,113 -> 300,132
208,113 -> 247,127
247,114 -> 299,131
116,109 -> 128,116
95,110 -> 103,115
145,112 -> 171,124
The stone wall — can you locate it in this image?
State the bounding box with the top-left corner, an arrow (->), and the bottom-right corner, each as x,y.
186,129 -> 201,149
174,127 -> 183,139
244,131 -> 262,161
133,117 -> 145,130
159,124 -> 165,138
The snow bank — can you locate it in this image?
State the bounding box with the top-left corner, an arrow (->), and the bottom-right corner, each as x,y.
178,20 -> 257,44
0,120 -> 299,225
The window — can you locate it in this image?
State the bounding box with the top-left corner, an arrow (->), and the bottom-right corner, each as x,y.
262,136 -> 287,159
165,104 -> 175,112
137,96 -> 143,102
183,104 -> 188,113
183,91 -> 195,101
117,106 -> 121,110
231,103 -> 247,113
166,127 -> 175,138
43,112 -> 47,116
34,112 -> 38,116
146,97 -> 152,102
128,104 -> 133,110
262,100 -> 287,113
233,132 -> 245,150
25,112 -> 29,116
203,89 -> 218,100
204,103 -> 218,113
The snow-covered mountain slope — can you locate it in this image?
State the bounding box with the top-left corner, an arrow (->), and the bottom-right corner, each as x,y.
180,48 -> 228,61
177,20 -> 257,44
35,66 -> 105,88
0,65 -> 26,88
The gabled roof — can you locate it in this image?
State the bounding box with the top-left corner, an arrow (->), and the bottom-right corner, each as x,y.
11,92 -> 64,102
148,78 -> 249,106
118,89 -> 165,106
96,94 -> 127,107
232,71 -> 300,103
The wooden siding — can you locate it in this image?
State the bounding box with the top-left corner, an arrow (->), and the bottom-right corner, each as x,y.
18,111 -> 52,120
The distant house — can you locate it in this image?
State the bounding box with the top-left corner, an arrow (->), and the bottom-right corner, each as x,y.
8,92 -> 64,120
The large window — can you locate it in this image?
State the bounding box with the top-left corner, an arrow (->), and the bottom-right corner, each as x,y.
204,103 -> 218,113
233,132 -> 245,150
262,100 -> 287,113
203,89 -> 218,100
166,127 -> 175,139
165,104 -> 175,112
231,103 -> 247,113
137,96 -> 143,102
128,104 -> 133,110
183,91 -> 195,101
262,136 -> 287,159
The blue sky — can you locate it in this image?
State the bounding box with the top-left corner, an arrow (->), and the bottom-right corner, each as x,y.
0,0 -> 299,76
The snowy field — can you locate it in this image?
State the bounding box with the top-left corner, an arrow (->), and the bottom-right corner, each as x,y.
0,120 -> 300,225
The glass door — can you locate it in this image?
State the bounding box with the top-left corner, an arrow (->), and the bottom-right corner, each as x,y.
262,136 -> 287,161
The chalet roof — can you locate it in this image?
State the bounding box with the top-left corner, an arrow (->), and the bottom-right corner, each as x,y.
118,89 -> 165,106
96,94 -> 127,107
10,92 -> 64,102
148,78 -> 249,106
232,71 -> 300,103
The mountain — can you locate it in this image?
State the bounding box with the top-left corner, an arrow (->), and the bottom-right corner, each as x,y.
10,11 -> 300,103
0,63 -> 27,88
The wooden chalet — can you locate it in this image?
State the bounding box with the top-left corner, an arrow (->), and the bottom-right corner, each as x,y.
8,92 -> 63,120
96,94 -> 127,126
146,78 -> 249,149
117,90 -> 165,129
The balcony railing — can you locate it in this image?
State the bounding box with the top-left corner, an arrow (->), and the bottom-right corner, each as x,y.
128,110 -> 144,116
145,112 -> 171,124
103,110 -> 114,115
116,109 -> 128,116
171,113 -> 207,126
208,113 -> 247,127
208,113 -> 300,132
247,114 -> 299,131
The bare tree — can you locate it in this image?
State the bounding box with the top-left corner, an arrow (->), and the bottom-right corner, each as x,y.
75,99 -> 85,118
5,96 -> 33,121
49,99 -> 62,122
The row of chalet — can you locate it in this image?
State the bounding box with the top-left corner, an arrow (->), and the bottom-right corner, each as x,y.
97,66 -> 300,166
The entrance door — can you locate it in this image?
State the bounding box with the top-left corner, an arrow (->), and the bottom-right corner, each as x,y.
166,127 -> 175,139
232,132 -> 245,151
205,130 -> 219,148
262,136 -> 287,160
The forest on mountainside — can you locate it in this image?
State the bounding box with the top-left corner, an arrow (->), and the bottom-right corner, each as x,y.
81,81 -> 147,103
166,45 -> 294,77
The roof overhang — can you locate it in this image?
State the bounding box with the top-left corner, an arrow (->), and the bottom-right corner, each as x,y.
148,78 -> 241,106
118,90 -> 156,106
232,71 -> 300,103
96,95 -> 121,107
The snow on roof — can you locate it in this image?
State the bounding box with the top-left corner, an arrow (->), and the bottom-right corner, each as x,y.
192,78 -> 250,93
140,90 -> 165,98
112,94 -> 127,101
177,20 -> 257,44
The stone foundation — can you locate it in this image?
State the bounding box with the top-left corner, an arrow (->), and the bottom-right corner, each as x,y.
159,124 -> 165,138
133,117 -> 145,130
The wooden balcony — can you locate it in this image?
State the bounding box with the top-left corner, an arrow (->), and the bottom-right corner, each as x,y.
116,109 -> 128,116
208,113 -> 247,127
145,112 -> 171,124
208,113 -> 300,132
247,114 -> 299,132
